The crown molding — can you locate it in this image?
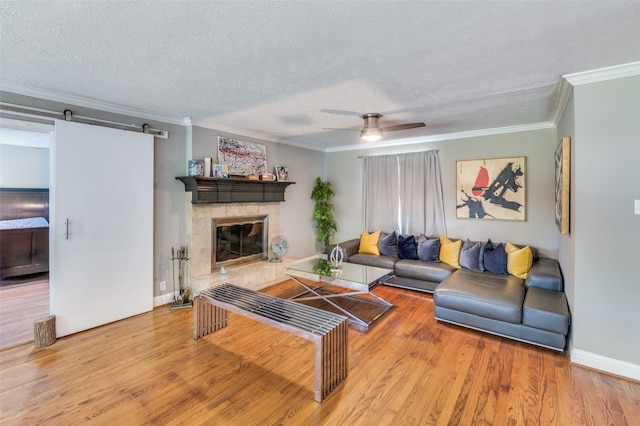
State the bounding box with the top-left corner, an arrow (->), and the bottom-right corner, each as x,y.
325,122 -> 555,153
188,118 -> 282,144
0,80 -> 186,126
551,62 -> 640,126
189,118 -> 327,152
563,61 -> 640,86
551,78 -> 574,126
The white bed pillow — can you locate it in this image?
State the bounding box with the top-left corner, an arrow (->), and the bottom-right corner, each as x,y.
0,217 -> 49,230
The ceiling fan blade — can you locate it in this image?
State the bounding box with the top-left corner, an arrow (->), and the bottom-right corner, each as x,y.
322,127 -> 360,132
380,122 -> 426,132
320,109 -> 364,117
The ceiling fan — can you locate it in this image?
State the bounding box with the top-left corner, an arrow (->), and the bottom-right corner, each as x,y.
324,112 -> 426,142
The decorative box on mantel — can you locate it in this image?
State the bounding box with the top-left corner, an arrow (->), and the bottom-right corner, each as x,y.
176,176 -> 295,203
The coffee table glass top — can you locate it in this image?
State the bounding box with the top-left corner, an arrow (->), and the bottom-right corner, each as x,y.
284,257 -> 394,329
285,257 -> 393,292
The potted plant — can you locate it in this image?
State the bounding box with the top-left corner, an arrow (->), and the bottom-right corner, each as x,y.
310,177 -> 337,252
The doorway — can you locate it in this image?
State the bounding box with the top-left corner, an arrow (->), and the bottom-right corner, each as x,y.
0,123 -> 52,349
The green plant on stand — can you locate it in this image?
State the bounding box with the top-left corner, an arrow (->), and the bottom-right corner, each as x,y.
311,177 -> 337,252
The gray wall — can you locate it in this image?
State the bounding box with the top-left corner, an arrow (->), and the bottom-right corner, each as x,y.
327,127 -> 559,257
191,126 -> 326,258
556,90 -> 576,329
569,75 -> 640,365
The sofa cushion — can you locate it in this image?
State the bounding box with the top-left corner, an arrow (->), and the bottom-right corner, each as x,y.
460,239 -> 483,272
505,242 -> 533,279
327,238 -> 361,258
417,234 -> 440,262
394,259 -> 456,283
387,275 -> 441,293
378,231 -> 398,257
483,239 -> 507,275
439,236 -> 462,269
398,234 -> 418,259
358,231 -> 381,255
525,258 -> 564,291
523,287 -> 570,334
348,253 -> 398,270
434,269 -> 525,323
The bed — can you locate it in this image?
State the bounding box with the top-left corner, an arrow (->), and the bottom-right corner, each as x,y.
0,188 -> 50,279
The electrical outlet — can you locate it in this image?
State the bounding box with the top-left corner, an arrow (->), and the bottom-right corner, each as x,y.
160,281 -> 167,291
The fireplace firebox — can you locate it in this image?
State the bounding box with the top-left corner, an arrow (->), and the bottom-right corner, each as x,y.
211,215 -> 268,270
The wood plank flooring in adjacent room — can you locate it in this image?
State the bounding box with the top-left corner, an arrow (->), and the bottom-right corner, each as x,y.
1,280 -> 639,425
0,276 -> 49,349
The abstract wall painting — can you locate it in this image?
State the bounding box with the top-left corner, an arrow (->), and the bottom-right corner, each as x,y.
555,137 -> 570,234
456,156 -> 526,221
217,136 -> 268,177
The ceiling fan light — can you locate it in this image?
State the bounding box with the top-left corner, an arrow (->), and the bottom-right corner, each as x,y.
360,127 -> 383,142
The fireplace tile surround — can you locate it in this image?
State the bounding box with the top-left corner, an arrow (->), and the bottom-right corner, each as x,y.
185,193 -> 291,294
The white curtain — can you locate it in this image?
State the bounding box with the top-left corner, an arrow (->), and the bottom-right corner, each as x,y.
363,150 -> 446,236
363,155 -> 399,232
398,150 -> 446,236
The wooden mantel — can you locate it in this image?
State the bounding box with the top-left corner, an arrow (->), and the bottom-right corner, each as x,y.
176,176 -> 295,203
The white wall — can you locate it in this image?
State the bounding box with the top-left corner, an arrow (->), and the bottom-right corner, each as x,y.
570,75 -> 640,370
327,127 -> 559,257
0,144 -> 49,188
191,126 -> 326,259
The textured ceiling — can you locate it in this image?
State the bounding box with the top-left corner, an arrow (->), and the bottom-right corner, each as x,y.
1,1 -> 639,150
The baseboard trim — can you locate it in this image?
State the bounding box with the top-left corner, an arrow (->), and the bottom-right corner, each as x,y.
153,293 -> 175,308
571,348 -> 640,382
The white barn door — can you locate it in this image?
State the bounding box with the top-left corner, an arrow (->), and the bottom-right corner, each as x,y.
51,120 -> 153,337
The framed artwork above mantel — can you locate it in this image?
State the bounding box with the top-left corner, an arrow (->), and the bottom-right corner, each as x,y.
218,136 -> 268,177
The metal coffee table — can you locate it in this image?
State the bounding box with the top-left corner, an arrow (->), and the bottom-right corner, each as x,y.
285,257 -> 394,329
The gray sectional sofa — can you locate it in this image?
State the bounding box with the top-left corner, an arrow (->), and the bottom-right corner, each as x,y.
332,237 -> 571,351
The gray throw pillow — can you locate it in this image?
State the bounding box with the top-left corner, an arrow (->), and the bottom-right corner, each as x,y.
460,239 -> 483,272
378,231 -> 398,257
417,234 -> 440,262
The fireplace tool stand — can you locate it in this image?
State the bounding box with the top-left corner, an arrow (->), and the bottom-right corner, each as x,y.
170,246 -> 192,310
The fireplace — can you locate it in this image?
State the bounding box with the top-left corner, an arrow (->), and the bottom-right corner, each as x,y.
212,215 -> 268,270
177,177 -> 293,278
184,198 -> 281,278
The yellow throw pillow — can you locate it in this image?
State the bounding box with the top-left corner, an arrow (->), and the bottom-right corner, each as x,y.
505,242 -> 533,279
439,237 -> 462,269
358,231 -> 381,255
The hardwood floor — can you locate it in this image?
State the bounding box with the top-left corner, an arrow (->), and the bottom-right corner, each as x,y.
1,280 -> 638,425
0,275 -> 49,349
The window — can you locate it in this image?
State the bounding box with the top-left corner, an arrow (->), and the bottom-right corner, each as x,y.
363,150 -> 446,236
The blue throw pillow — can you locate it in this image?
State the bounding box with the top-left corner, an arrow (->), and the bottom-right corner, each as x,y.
378,231 -> 398,257
398,234 -> 418,260
460,239 -> 483,272
417,234 -> 440,262
483,239 -> 507,275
